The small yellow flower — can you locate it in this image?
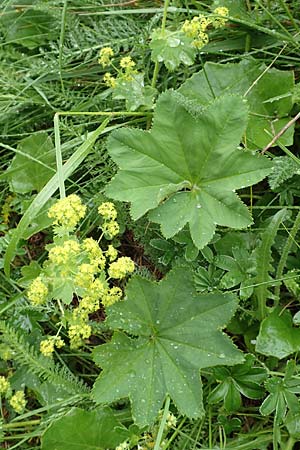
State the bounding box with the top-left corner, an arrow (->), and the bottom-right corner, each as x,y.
40,336 -> 65,357
120,56 -> 136,70
68,324 -> 92,349
107,245 -> 118,261
82,238 -> 106,269
103,221 -> 120,239
213,6 -> 229,28
48,194 -> 86,229
10,391 -> 26,414
79,295 -> 99,313
48,239 -> 80,265
116,441 -> 130,450
103,72 -> 116,88
27,277 -> 48,306
108,257 -> 135,279
102,286 -> 123,307
55,336 -> 64,349
0,376 -> 10,395
192,32 -> 209,49
98,47 -> 114,67
40,339 -> 55,357
166,412 -> 177,428
98,202 -> 117,220
182,15 -> 210,37
75,263 -> 96,288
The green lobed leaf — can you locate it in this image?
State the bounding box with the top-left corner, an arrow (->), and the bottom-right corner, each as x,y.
256,309 -> 300,359
106,91 -> 272,249
113,73 -> 157,111
41,407 -> 129,450
5,132 -> 56,194
150,29 -> 197,71
92,267 -> 243,426
179,59 -> 295,150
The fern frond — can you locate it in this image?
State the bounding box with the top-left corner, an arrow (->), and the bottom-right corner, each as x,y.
0,321 -> 89,395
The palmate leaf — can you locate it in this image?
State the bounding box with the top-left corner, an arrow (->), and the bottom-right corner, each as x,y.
179,59 -> 295,149
92,268 -> 243,426
106,91 -> 272,249
41,407 -> 129,450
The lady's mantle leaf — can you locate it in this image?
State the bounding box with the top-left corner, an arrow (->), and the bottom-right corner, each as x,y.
106,91 -> 272,249
41,407 -> 129,450
92,268 -> 243,426
179,59 -> 295,149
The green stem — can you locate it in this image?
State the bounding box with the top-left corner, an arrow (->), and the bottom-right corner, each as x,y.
59,0 -> 68,93
54,113 -> 66,199
154,396 -> 170,450
3,420 -> 40,429
150,0 -> 170,90
275,210 -> 300,300
285,436 -> 296,450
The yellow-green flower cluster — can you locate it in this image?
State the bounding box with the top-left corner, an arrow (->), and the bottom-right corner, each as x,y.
98,47 -> 114,67
212,6 -> 229,28
103,72 -> 116,88
98,202 -> 120,239
182,15 -> 210,48
82,238 -> 106,270
119,56 -> 137,81
98,202 -> 117,220
0,344 -> 12,361
68,322 -> 92,349
108,257 -> 135,279
166,412 -> 177,428
9,390 -> 26,414
48,194 -> 87,229
40,336 -> 64,357
48,239 -> 80,265
0,376 -> 10,395
102,286 -> 123,307
115,441 -> 130,450
27,277 -> 48,306
106,245 -> 118,261
102,54 -> 137,87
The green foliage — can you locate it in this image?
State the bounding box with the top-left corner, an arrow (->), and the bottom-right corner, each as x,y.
215,245 -> 256,299
179,59 -> 295,149
254,209 -> 288,320
113,73 -> 157,111
256,309 -> 300,359
5,132 -> 56,194
268,157 -> 300,190
260,362 -> 300,424
0,321 -> 89,395
4,122 -> 109,276
150,29 -> 197,71
208,354 -> 267,412
93,267 -> 242,426
0,7 -> 58,49
41,407 -> 129,450
1,0 -> 300,448
106,91 -> 272,249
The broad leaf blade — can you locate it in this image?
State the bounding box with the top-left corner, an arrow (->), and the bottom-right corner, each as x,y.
92,268 -> 243,426
41,407 -> 129,450
5,132 -> 56,193
179,60 -> 294,149
106,91 -> 272,248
